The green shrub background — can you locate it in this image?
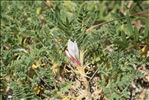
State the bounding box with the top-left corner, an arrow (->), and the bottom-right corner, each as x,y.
1,1 -> 149,100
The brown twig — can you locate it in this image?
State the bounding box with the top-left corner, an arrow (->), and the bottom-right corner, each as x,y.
131,10 -> 149,18
86,10 -> 149,32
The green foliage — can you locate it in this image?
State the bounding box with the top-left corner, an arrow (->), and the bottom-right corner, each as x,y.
1,1 -> 149,99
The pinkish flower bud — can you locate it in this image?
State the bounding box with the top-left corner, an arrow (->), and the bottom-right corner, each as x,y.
65,39 -> 81,66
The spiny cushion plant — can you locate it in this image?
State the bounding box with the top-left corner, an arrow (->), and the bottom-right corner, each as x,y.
1,1 -> 149,100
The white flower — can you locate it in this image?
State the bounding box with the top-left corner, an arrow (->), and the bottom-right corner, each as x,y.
147,51 -> 149,57
65,39 -> 81,66
67,39 -> 79,59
